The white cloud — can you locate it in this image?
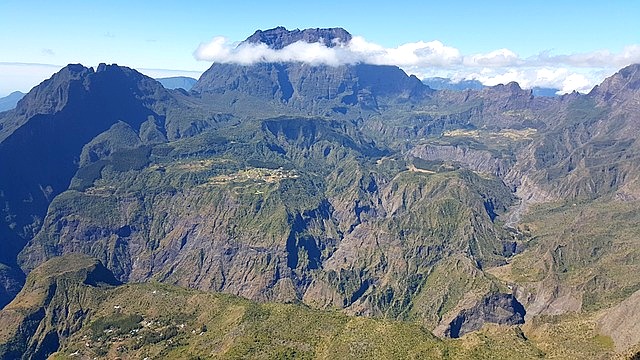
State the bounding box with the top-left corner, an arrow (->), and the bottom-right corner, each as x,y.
194,35 -> 640,94
463,49 -> 520,67
137,68 -> 204,80
533,45 -> 640,68
377,40 -> 462,67
194,36 -> 462,68
560,73 -> 593,93
2,37 -> 637,97
440,67 -> 601,94
0,63 -> 63,97
194,36 -> 350,66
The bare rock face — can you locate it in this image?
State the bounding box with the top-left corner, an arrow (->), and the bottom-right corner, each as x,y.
243,26 -> 352,49
0,64 -> 92,143
192,27 -> 430,111
191,62 -> 429,112
409,144 -> 514,178
598,289 -> 640,352
444,293 -> 525,338
590,63 -> 640,105
0,265 -> 24,310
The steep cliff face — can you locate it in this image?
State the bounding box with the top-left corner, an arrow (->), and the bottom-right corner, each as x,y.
243,26 -> 353,49
0,65 -> 93,142
589,63 -> 640,109
0,64 -> 179,307
598,289 -> 640,352
0,254 -> 119,359
0,254 -> 551,360
444,293 -> 525,338
408,144 -> 515,178
192,62 -> 429,114
0,64 -> 235,307
192,27 -> 430,114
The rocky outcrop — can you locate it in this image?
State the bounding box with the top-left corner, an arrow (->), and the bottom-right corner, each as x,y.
598,289 -> 640,352
243,26 -> 352,49
443,293 -> 525,338
589,63 -> 640,106
409,144 -> 514,178
0,64 -> 92,142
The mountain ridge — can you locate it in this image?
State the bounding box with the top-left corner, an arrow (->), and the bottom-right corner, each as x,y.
0,92 -> 25,112
0,62 -> 192,307
243,26 -> 353,49
422,77 -> 560,97
0,253 -> 551,359
2,28 -> 640,357
156,76 -> 197,91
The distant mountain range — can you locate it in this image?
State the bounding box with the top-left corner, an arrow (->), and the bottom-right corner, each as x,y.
1,27 -> 640,358
0,91 -> 25,112
156,76 -> 197,91
421,77 -> 485,91
422,77 -> 560,96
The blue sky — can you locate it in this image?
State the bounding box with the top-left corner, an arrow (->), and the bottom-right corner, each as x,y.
1,0 -> 639,96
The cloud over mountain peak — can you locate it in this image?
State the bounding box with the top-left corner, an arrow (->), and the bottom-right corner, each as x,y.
194,27 -> 640,95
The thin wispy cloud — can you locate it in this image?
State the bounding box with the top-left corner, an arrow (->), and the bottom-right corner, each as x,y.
0,63 -> 203,97
463,49 -> 520,67
0,62 -> 63,96
531,45 -> 640,68
194,35 -> 640,94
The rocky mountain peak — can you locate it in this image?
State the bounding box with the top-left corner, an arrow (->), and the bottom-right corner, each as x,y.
480,81 -> 533,102
3,63 -> 165,141
11,64 -> 93,120
589,63 -> 640,102
0,62 -> 175,301
490,81 -> 524,93
607,63 -> 640,88
192,27 -> 431,107
243,26 -> 352,49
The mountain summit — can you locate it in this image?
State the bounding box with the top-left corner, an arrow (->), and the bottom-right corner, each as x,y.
192,27 -> 429,111
589,63 -> 640,105
243,26 -> 352,49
